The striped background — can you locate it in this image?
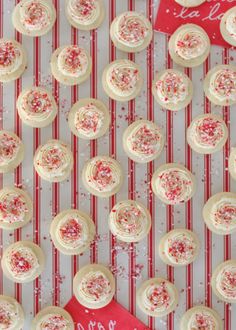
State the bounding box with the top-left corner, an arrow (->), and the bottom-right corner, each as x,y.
0,0 -> 236,329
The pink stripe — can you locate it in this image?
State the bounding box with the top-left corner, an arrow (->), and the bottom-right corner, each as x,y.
0,0 -> 3,296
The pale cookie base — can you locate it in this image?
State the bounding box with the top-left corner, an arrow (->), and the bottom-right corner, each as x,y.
102,60 -> 143,102
158,228 -> 200,267
168,24 -> 210,68
1,241 -> 45,283
204,65 -> 236,106
31,306 -> 74,330
50,46 -> 92,86
73,263 -> 115,309
180,305 -> 223,330
229,147 -> 236,180
211,259 -> 236,303
175,0 -> 206,7
0,295 -> 25,330
17,87 -> 58,128
65,0 -> 105,31
220,7 -> 236,47
68,98 -> 110,140
0,187 -> 33,230
110,12 -> 153,53
137,278 -> 179,317
187,113 -> 228,154
50,209 -> 96,255
12,0 -> 56,37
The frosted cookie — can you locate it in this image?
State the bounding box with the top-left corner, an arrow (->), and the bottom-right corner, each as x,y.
12,0 -> 56,37
159,229 -> 200,267
31,306 -> 74,330
73,264 -> 115,309
220,6 -> 236,47
0,130 -> 24,173
123,119 -> 164,164
50,209 -> 95,255
229,148 -> 236,180
137,278 -> 178,317
82,156 -> 123,198
0,39 -> 27,83
211,259 -> 236,303
68,98 -> 110,140
34,139 -> 73,182
203,192 -> 236,235
17,87 -> 58,128
1,241 -> 45,283
175,0 -> 206,7
0,187 -> 33,230
108,200 -> 151,243
151,163 -> 196,205
169,24 -> 210,68
51,45 -> 92,86
0,295 -> 25,330
110,11 -> 153,53
180,305 -> 223,330
65,0 -> 105,31
204,65 -> 236,106
187,113 -> 228,154
152,69 -> 193,111
102,59 -> 143,102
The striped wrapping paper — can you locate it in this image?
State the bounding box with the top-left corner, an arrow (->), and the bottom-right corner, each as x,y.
0,0 -> 236,329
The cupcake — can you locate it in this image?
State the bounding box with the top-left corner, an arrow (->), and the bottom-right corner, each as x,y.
82,156 -> 123,198
17,87 -> 58,128
204,65 -> 236,106
51,45 -> 92,86
1,241 -> 45,283
203,192 -> 236,235
220,6 -> 236,47
34,139 -> 73,182
65,0 -> 105,31
152,69 -> 193,111
123,119 -> 165,163
151,163 -> 196,205
12,0 -> 56,37
73,264 -> 115,309
50,209 -> 95,255
0,295 -> 25,330
175,0 -> 206,7
102,59 -> 143,102
0,39 -> 27,82
187,113 -> 228,154
108,200 -> 151,243
137,278 -> 178,317
159,229 -> 200,267
0,130 -> 25,173
68,98 -> 110,140
168,24 -> 210,68
0,187 -> 33,230
229,147 -> 236,180
110,11 -> 152,53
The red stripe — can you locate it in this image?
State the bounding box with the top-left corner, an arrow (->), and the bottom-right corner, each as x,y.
0,0 -> 3,296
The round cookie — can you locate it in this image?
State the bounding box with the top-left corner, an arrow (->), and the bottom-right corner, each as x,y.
204,65 -> 236,106
220,6 -> 236,47
0,130 -> 25,173
137,278 -> 178,317
68,98 -> 110,140
110,11 -> 153,53
151,163 -> 196,205
1,241 -> 45,283
108,200 -> 151,243
203,192 -> 236,235
0,295 -> 25,330
51,45 -> 92,86
229,147 -> 236,180
34,139 -> 73,183
175,0 -> 206,7
187,113 -> 228,154
50,209 -> 96,255
12,0 -> 56,37
102,59 -> 143,102
211,259 -> 236,303
169,24 -> 210,68
73,264 -> 115,309
17,87 -> 58,128
65,0 -> 105,31
159,228 -> 200,267
82,155 -> 123,198
0,39 -> 27,83
152,69 -> 193,111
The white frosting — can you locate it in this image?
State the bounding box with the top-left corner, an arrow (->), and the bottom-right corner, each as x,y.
226,11 -> 236,40
0,300 -> 21,330
0,40 -> 23,76
67,0 -> 100,26
210,197 -> 236,232
37,314 -> 69,330
216,265 -> 236,301
188,310 -> 218,330
0,191 -> 28,225
0,132 -> 21,167
209,69 -> 236,103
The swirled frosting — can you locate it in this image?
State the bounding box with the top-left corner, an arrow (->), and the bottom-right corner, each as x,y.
209,69 -> 236,103
0,132 -> 21,167
216,265 -> 236,301
226,11 -> 236,40
0,40 -> 23,76
0,300 -> 21,330
0,191 -> 28,225
188,311 -> 217,330
37,314 -> 69,330
67,0 -> 100,26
